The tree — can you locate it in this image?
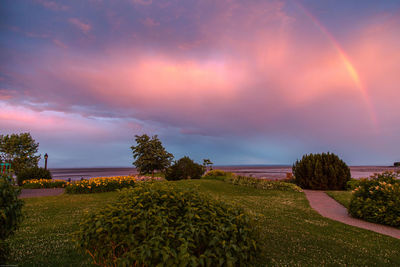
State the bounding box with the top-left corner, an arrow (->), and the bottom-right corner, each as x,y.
0,133 -> 40,175
131,134 -> 173,176
165,156 -> 205,181
203,158 -> 213,171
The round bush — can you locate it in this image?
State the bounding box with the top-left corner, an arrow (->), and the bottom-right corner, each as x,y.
76,183 -> 259,266
0,175 -> 24,262
292,152 -> 350,190
17,167 -> 52,185
165,156 -> 205,181
349,172 -> 400,228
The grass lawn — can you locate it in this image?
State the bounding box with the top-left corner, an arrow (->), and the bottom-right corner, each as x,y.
7,180 -> 400,266
326,190 -> 352,208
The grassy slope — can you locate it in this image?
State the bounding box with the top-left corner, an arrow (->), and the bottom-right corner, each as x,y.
7,180 -> 400,266
8,192 -> 119,266
326,191 -> 352,208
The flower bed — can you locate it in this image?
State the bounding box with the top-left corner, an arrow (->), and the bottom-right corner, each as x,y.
227,175 -> 303,192
65,176 -> 138,194
22,179 -> 67,189
349,171 -> 400,228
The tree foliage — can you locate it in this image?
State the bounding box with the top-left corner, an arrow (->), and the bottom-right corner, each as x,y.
0,133 -> 40,175
131,134 -> 173,175
165,156 -> 205,181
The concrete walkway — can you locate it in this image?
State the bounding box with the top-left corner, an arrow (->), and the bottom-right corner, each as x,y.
304,190 -> 400,239
19,188 -> 65,199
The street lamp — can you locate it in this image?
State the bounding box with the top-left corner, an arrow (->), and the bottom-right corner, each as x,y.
44,153 -> 48,170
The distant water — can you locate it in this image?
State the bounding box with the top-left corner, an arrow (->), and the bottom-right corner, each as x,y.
50,165 -> 399,181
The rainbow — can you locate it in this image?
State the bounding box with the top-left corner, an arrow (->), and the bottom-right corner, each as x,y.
295,2 -> 378,128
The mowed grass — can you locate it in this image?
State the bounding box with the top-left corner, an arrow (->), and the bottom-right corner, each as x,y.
326,190 -> 352,208
7,180 -> 400,266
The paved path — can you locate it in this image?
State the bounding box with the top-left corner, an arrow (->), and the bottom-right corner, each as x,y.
20,188 -> 65,199
304,190 -> 400,239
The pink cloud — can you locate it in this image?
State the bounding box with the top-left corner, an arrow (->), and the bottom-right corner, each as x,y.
68,18 -> 92,34
52,39 -> 68,49
0,101 -> 142,141
142,18 -> 160,27
35,0 -> 68,11
132,0 -> 152,5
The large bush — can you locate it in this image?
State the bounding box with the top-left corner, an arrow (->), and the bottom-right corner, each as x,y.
292,153 -> 351,190
17,167 -> 52,185
0,175 -> 24,262
76,183 -> 259,266
165,156 -> 205,181
349,172 -> 400,228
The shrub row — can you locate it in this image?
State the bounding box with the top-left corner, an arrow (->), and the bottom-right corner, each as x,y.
203,169 -> 234,181
76,183 -> 259,266
0,175 -> 24,263
349,172 -> 400,228
17,167 -> 52,185
65,176 -> 137,194
22,179 -> 67,189
227,175 -> 303,192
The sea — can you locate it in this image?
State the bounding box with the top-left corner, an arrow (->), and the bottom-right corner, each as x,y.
50,165 -> 399,181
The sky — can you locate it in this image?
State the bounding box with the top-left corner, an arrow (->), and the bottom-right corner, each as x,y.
1,0 -> 400,167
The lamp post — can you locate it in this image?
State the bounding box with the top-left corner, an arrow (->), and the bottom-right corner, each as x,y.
44,153 -> 48,170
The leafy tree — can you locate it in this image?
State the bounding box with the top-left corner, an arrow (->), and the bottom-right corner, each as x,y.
165,156 -> 205,181
131,134 -> 173,176
202,158 -> 213,171
0,133 -> 40,175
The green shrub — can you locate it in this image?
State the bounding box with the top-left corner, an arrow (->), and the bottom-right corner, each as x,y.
349,171 -> 400,228
203,169 -> 233,181
228,175 -> 303,192
17,167 -> 52,185
394,162 -> 400,167
292,152 -> 351,190
204,169 -> 231,177
346,178 -> 369,190
165,156 -> 205,181
76,183 -> 259,266
65,176 -> 136,194
0,175 -> 24,262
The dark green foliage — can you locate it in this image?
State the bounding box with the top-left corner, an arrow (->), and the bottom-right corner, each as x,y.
292,152 -> 351,190
165,156 -> 205,181
394,162 -> 400,167
0,133 -> 40,176
0,175 -> 24,262
76,183 -> 259,266
17,167 -> 52,185
349,171 -> 400,228
131,134 -> 174,175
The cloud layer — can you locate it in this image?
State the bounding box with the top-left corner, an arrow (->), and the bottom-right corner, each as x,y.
1,0 -> 400,166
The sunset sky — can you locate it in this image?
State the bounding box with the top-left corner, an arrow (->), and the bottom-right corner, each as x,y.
1,0 -> 400,167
